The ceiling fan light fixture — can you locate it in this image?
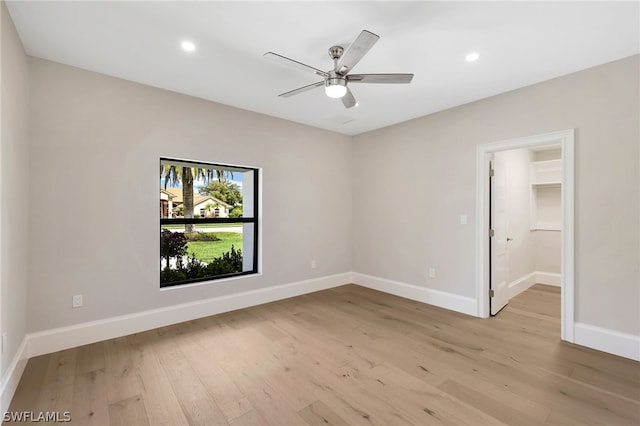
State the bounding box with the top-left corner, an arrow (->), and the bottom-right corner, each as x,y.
325,78 -> 347,98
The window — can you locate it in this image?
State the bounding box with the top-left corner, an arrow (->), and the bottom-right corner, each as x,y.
159,158 -> 259,288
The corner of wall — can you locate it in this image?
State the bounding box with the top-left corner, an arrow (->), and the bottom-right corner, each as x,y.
0,337 -> 28,414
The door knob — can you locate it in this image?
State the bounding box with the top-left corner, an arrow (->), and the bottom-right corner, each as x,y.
507,237 -> 514,242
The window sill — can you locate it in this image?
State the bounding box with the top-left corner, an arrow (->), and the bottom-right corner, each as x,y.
160,271 -> 261,291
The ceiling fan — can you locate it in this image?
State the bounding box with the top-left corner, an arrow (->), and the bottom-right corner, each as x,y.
264,30 -> 414,108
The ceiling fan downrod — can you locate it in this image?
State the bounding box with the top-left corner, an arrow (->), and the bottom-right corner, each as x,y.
326,45 -> 347,98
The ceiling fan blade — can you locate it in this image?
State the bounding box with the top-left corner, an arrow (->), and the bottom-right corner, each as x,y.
347,74 -> 414,84
336,30 -> 380,74
341,88 -> 357,109
264,52 -> 328,78
278,81 -> 325,98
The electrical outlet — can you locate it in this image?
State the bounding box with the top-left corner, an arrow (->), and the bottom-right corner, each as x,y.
460,214 -> 468,225
311,260 -> 317,269
72,294 -> 83,308
428,268 -> 436,279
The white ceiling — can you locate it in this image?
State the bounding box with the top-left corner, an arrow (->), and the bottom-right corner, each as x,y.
6,1 -> 639,136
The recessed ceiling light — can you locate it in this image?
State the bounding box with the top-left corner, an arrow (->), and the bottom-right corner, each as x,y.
466,52 -> 479,62
181,41 -> 196,52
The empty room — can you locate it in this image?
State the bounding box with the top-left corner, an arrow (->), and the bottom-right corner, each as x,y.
1,1 -> 639,425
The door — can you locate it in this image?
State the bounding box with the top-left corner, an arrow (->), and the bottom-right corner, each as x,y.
490,152 -> 509,315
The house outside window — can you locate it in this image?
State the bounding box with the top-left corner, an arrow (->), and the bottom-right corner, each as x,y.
159,158 -> 259,288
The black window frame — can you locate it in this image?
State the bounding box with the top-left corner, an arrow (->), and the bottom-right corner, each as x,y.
160,157 -> 259,288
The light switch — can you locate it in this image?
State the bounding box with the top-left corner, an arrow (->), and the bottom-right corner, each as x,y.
460,214 -> 468,225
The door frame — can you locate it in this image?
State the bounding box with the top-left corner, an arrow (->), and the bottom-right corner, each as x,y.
475,129 -> 575,342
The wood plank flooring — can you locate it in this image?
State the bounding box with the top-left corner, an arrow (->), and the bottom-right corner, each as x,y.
6,284 -> 640,425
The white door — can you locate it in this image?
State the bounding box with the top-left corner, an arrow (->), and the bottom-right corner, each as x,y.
490,152 -> 509,315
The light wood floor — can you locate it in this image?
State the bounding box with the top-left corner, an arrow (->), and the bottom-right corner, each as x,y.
7,284 -> 640,425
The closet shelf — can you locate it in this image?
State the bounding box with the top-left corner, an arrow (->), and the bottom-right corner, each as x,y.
532,182 -> 561,188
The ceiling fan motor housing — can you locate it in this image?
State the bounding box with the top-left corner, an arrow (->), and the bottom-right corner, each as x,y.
326,71 -> 346,87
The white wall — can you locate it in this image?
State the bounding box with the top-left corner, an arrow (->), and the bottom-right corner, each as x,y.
353,55 -> 640,336
535,230 -> 561,274
535,186 -> 562,229
1,0 -> 29,378
27,58 -> 353,332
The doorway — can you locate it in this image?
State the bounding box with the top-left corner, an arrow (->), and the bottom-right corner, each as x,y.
476,129 -> 575,342
489,146 -> 562,315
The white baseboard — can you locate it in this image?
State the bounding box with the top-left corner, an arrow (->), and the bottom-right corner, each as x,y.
535,271 -> 561,286
508,272 -> 537,298
27,272 -> 352,359
507,271 -> 561,299
0,337 -> 28,414
574,322 -> 640,361
352,272 -> 477,317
